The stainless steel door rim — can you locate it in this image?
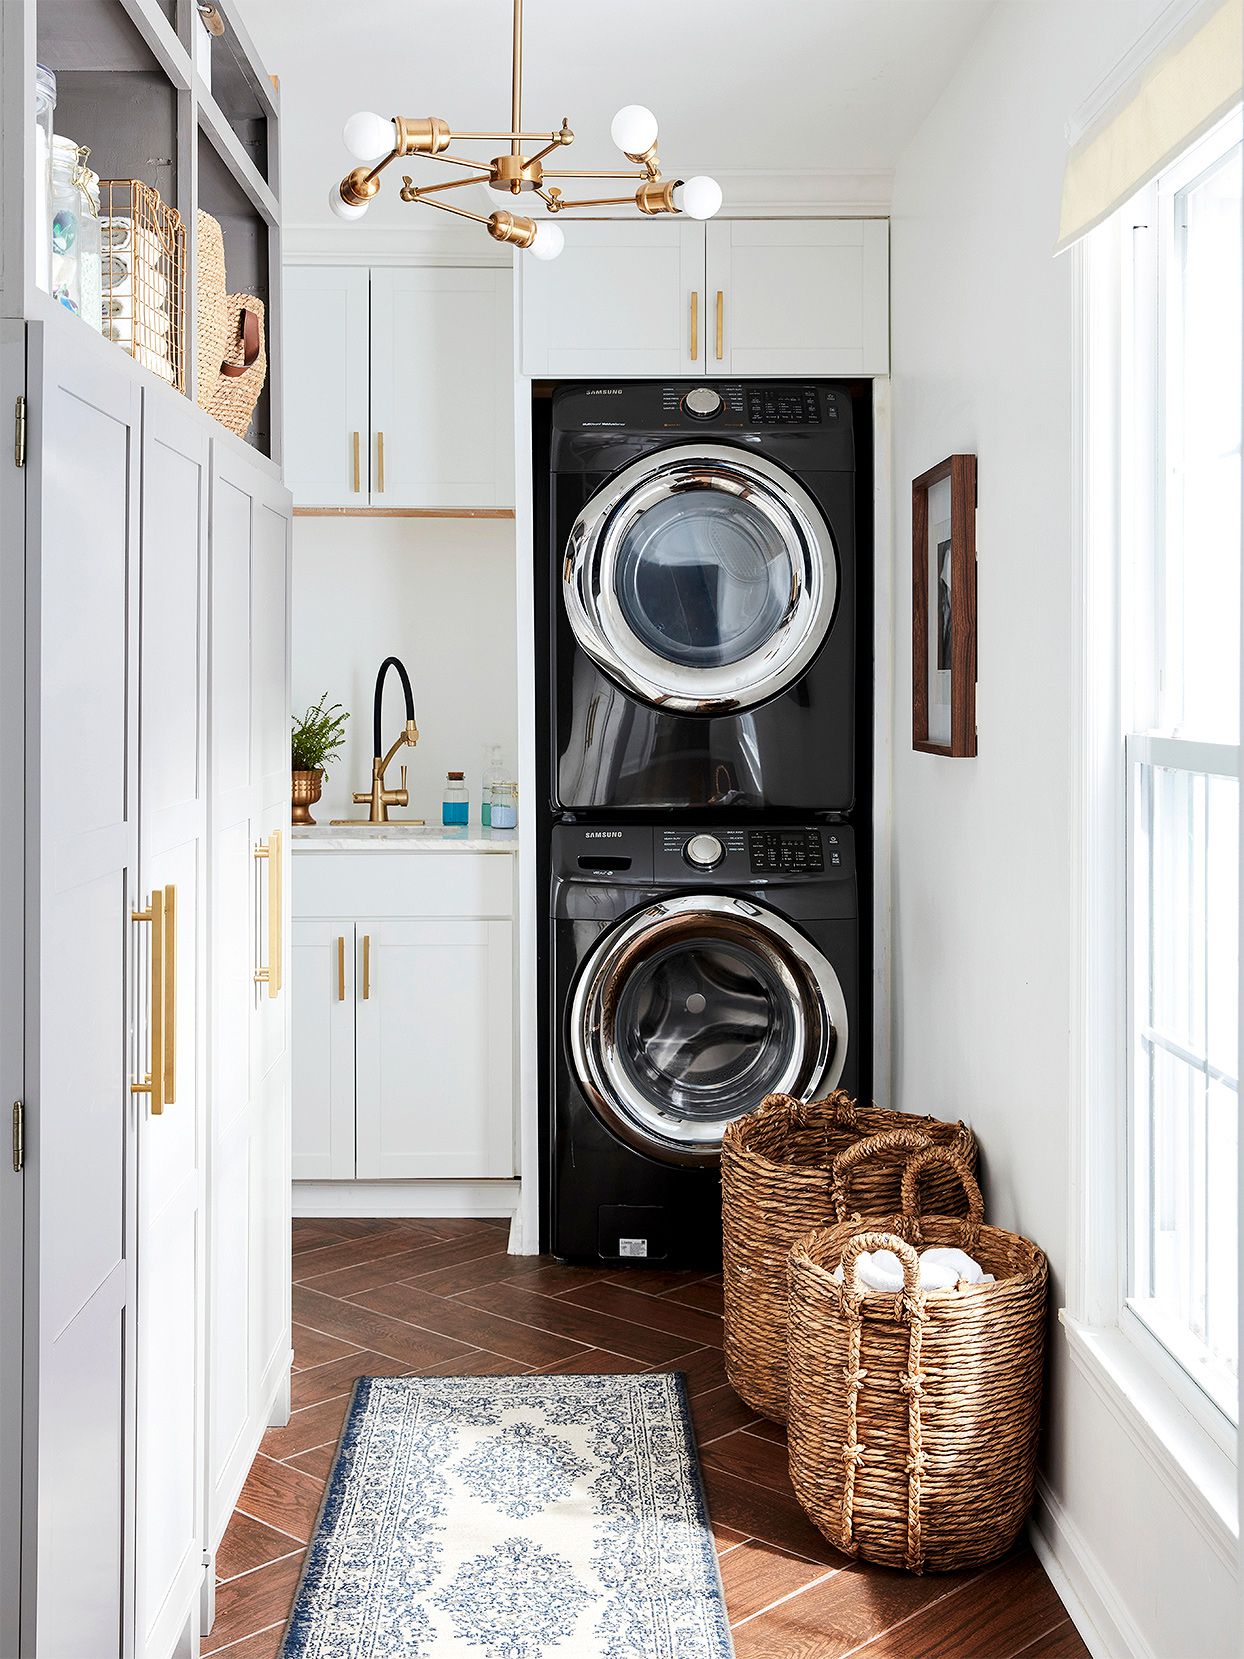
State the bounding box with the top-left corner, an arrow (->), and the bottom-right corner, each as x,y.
569,892 -> 849,1166
564,444 -> 838,714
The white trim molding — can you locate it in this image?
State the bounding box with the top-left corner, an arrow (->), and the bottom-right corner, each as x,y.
292,1179 -> 520,1220
1030,1478 -> 1159,1659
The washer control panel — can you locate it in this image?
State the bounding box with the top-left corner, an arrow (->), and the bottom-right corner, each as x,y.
683,832 -> 725,869
748,826 -> 847,874
681,386 -> 723,420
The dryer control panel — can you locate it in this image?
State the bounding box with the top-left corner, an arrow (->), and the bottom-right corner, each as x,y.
552,823 -> 854,887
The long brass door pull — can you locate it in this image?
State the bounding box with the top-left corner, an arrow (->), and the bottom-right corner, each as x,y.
254,830 -> 283,998
690,291 -> 699,361
715,289 -> 724,361
362,933 -> 371,1000
352,430 -> 361,493
132,884 -> 176,1113
376,431 -> 385,494
337,935 -> 346,1001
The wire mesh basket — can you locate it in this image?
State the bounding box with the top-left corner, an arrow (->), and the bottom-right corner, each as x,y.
98,180 -> 186,394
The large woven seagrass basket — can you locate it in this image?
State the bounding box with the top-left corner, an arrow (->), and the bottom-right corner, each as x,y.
787,1144 -> 1047,1573
721,1094 -> 977,1422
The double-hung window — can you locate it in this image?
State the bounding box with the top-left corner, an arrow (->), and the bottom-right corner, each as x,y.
1119,112 -> 1241,1424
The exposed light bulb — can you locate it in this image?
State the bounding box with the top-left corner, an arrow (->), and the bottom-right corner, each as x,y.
329,182 -> 369,221
675,175 -> 723,220
343,110 -> 397,162
530,222 -> 565,261
610,104 -> 658,156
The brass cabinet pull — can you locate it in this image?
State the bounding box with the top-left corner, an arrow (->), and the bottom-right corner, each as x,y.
352,430 -> 361,493
362,934 -> 371,1001
715,290 -> 724,361
690,290 -> 698,361
337,934 -> 346,1001
376,431 -> 385,493
132,885 -> 175,1114
254,830 -> 282,999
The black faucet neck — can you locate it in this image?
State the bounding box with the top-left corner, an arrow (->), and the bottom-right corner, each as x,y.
374,656 -> 415,757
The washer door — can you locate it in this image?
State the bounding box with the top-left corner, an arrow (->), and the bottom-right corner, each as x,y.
569,893 -> 848,1166
564,444 -> 838,714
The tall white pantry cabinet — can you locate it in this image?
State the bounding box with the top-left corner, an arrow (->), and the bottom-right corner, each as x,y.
0,2 -> 292,1654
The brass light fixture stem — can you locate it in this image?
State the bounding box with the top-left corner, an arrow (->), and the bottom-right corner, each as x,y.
404,173 -> 481,199
543,168 -> 646,180
511,0 -> 523,162
420,151 -> 494,173
407,189 -> 491,224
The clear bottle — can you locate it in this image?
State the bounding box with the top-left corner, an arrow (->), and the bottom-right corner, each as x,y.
489,780 -> 518,830
34,66 -> 56,294
50,135 -> 83,317
76,151 -> 103,335
442,770 -> 469,827
480,742 -> 505,827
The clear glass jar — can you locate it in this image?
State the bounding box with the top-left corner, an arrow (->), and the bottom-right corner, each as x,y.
76,153 -> 102,334
50,135 -> 83,317
489,780 -> 518,830
480,741 -> 505,827
34,66 -> 56,293
442,770 -> 469,827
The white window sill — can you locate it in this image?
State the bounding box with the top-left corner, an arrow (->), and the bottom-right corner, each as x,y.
1061,1312 -> 1238,1574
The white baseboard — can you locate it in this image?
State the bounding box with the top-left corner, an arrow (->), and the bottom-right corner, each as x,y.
1029,1477 -> 1157,1659
293,1178 -> 521,1219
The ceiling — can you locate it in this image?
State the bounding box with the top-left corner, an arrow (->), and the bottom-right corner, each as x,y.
246,0 -> 997,228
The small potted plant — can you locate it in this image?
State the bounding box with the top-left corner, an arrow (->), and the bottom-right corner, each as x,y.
291,694 -> 349,825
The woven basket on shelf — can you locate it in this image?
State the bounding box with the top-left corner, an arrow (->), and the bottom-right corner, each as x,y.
721,1094 -> 978,1422
195,209 -> 266,439
787,1144 -> 1047,1574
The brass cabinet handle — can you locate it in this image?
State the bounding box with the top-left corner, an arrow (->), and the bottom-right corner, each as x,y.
254,830 -> 282,999
132,886 -> 174,1114
715,290 -> 724,361
352,430 -> 361,493
337,934 -> 346,1002
362,933 -> 371,1001
690,290 -> 698,361
376,431 -> 385,493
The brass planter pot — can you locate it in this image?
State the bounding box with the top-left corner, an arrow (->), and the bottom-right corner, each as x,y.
291,769 -> 324,825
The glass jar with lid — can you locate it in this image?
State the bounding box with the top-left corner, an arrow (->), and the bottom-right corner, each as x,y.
50,135 -> 84,317
442,770 -> 469,827
34,66 -> 56,293
76,151 -> 102,334
488,780 -> 518,830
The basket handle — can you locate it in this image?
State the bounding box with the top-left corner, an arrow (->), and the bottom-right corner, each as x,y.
899,1142 -> 984,1234
220,307 -> 261,378
840,1230 -> 922,1298
757,1088 -> 859,1131
831,1128 -> 932,1221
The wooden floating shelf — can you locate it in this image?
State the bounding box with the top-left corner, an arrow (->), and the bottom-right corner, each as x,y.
293,507 -> 517,521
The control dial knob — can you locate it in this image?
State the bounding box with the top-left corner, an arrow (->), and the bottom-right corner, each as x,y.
684,832 -> 725,869
682,386 -> 723,420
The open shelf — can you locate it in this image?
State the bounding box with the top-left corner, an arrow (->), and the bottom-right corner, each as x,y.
197,121 -> 272,455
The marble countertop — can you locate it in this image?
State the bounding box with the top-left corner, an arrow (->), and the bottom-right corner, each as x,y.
292,824 -> 519,854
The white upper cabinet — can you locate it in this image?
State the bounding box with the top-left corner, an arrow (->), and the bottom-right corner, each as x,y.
519,221 -> 705,378
705,220 -> 890,375
520,218 -> 890,379
284,264 -> 514,511
282,266 -> 369,508
370,268 -> 515,509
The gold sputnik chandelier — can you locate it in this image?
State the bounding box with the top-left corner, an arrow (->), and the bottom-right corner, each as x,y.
329,0 -> 722,258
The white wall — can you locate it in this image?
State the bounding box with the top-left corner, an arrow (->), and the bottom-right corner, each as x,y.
292,517 -> 519,826
888,2 -> 1238,1656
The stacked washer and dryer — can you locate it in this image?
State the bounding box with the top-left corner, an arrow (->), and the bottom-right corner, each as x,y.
542,380 -> 867,1266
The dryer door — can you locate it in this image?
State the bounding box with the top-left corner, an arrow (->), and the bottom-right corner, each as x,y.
564,444 -> 838,714
570,893 -> 848,1166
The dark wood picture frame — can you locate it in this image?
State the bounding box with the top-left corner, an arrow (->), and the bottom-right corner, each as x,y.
912,453 -> 977,756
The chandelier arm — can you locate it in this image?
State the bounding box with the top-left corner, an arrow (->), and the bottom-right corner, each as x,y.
550,194 -> 643,211
511,0 -> 523,158
542,169 -> 645,180
400,173 -> 485,201
448,131 -> 564,143
419,151 -> 494,173
409,192 -> 491,226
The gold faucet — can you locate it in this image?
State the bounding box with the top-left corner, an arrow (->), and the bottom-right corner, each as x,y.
353,718 -> 421,823
331,655 -> 424,825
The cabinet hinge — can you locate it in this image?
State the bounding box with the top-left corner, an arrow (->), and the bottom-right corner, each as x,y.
13,396 -> 26,469
11,1100 -> 24,1173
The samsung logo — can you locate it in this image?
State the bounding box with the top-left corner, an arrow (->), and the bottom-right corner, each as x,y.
583,830 -> 624,838
584,389 -> 622,397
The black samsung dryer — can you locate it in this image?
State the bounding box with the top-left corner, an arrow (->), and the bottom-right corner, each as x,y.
550,381 -> 855,815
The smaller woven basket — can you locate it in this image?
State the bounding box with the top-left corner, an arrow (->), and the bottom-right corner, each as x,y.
195,209 -> 266,439
721,1094 -> 977,1422
787,1144 -> 1047,1574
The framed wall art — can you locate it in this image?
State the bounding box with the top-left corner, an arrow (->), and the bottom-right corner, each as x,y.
912,453 -> 977,756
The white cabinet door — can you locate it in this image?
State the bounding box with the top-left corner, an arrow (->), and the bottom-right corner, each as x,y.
135,390 -> 209,1659
369,266 -> 514,508
355,919 -> 514,1179
282,265 -> 369,507
520,220 -> 705,377
705,219 -> 890,375
292,920 -> 356,1179
25,324 -> 140,1659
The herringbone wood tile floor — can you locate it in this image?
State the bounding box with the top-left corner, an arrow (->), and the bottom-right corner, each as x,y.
203,1216 -> 1086,1659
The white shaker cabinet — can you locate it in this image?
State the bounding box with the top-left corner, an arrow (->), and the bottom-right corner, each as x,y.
704,219 -> 890,375
291,919 -> 357,1180
283,264 -> 514,510
519,217 -> 890,379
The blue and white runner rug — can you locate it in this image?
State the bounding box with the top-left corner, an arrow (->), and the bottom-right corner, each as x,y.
280,1372 -> 734,1658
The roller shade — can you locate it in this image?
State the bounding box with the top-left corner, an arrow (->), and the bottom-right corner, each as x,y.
1057,0 -> 1242,252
